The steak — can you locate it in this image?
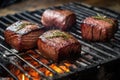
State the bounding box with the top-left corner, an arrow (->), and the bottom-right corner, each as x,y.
4,20 -> 44,51
41,9 -> 76,31
81,15 -> 118,41
37,30 -> 81,62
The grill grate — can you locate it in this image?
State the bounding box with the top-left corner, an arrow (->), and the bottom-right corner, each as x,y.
0,2 -> 120,80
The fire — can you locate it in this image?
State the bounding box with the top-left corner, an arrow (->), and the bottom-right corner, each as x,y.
9,50 -> 72,80
22,74 -> 25,80
59,65 -> 70,72
45,62 -> 71,77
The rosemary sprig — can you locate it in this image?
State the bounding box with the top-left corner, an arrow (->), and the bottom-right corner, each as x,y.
45,30 -> 71,39
16,23 -> 34,32
93,13 -> 114,24
93,13 -> 106,19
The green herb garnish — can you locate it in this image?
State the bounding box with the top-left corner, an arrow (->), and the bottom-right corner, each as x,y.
93,13 -> 114,24
45,30 -> 71,39
16,23 -> 34,32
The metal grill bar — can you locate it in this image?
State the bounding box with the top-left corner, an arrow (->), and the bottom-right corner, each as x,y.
16,13 -> 37,23
82,48 -> 106,61
8,15 -> 20,21
78,58 -> 91,65
22,12 -> 40,23
0,20 -> 8,27
34,49 -> 53,63
2,16 -> 14,23
0,62 -> 18,80
28,54 -> 58,75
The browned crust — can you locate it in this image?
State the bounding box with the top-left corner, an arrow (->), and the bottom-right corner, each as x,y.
41,9 -> 76,30
37,30 -> 81,62
81,17 -> 118,41
4,29 -> 44,51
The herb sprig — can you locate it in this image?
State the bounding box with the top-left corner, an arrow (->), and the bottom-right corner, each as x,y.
45,30 -> 71,39
93,13 -> 114,24
16,23 -> 34,32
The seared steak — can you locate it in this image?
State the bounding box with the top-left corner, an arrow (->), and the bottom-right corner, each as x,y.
4,20 -> 44,51
41,9 -> 76,31
37,30 -> 81,62
81,14 -> 118,41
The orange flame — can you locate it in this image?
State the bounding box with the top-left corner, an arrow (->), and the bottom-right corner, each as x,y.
22,74 -> 25,80
9,50 -> 72,80
45,62 -> 71,77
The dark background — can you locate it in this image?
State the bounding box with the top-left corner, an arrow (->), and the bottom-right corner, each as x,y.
0,0 -> 120,16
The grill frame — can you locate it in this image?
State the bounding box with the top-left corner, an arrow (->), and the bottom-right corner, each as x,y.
0,2 -> 120,80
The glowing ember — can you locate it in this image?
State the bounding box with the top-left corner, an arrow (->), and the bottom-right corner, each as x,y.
9,50 -> 72,80
59,65 -> 69,72
45,62 -> 71,77
22,74 -> 25,80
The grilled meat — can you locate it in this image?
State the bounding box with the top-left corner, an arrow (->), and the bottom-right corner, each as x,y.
37,30 -> 81,62
41,9 -> 76,31
81,14 -> 118,41
4,20 -> 44,51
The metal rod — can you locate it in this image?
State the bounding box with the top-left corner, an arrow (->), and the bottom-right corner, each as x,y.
28,54 -> 58,75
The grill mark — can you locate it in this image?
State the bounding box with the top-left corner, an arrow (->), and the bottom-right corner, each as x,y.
92,25 -> 94,41
99,28 -> 102,41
